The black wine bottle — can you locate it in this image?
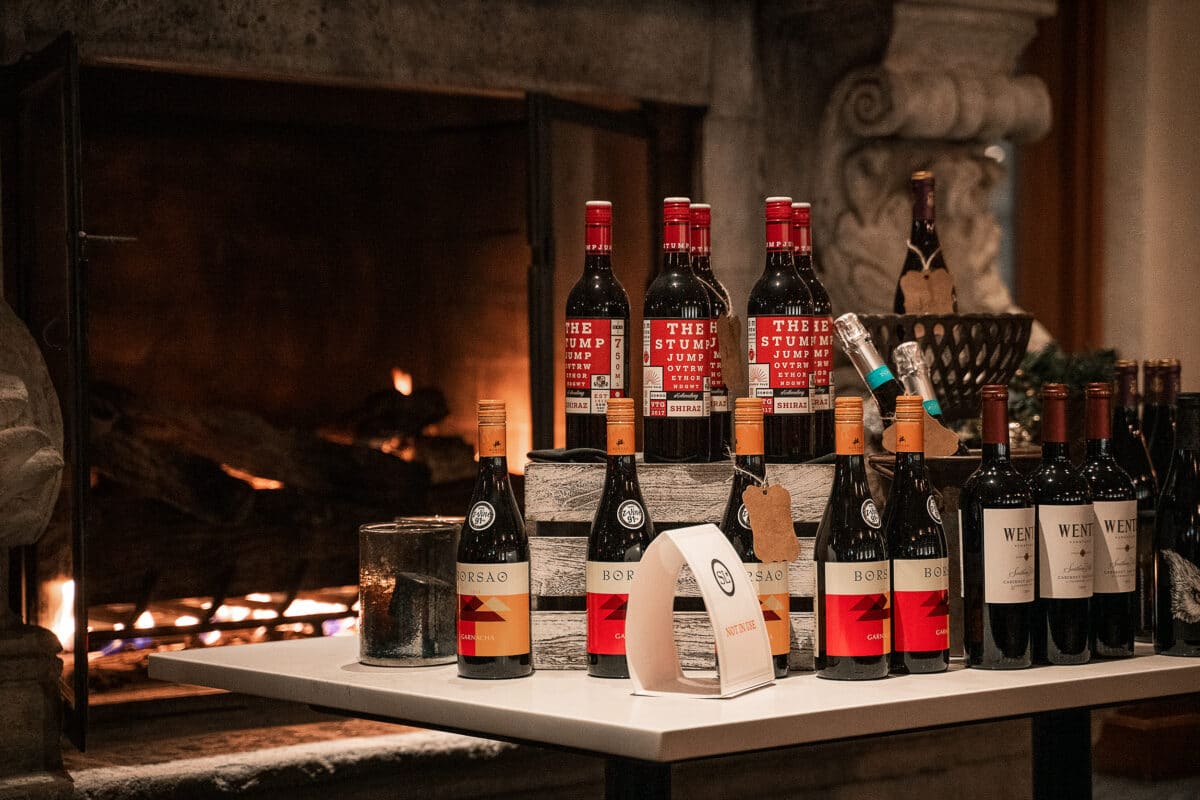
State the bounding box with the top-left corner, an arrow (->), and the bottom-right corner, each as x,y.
792,202 -> 835,457
1030,384 -> 1093,665
748,196 -> 814,463
894,170 -> 957,314
457,400 -> 532,679
1081,382 -> 1137,658
1112,359 -> 1158,641
883,396 -> 950,674
814,396 -> 890,680
1141,360 -> 1163,461
833,312 -> 904,423
643,197 -> 712,463
1154,392 -> 1200,657
690,203 -> 731,460
719,397 -> 790,678
960,384 -> 1035,669
1146,359 -> 1179,482
566,200 -> 630,451
587,398 -> 656,677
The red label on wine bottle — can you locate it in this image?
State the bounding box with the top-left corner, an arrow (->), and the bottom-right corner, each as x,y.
709,318 -> 728,413
565,318 -> 626,415
643,318 -> 710,418
456,563 -> 531,657
891,558 -> 950,653
821,561 -> 891,656
747,315 -> 813,414
586,561 -> 638,655
810,315 -> 834,411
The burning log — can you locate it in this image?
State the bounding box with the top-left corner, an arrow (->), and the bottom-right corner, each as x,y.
343,386 -> 449,440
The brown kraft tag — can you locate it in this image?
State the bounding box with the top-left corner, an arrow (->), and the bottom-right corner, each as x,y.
742,484 -> 800,563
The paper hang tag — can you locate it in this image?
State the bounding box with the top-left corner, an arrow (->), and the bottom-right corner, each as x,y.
898,269 -> 956,315
716,311 -> 747,402
741,484 -> 800,563
881,409 -> 962,457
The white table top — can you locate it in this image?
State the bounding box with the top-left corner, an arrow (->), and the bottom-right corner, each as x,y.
150,637 -> 1200,763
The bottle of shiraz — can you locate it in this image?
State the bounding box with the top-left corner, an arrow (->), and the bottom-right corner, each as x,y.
1112,359 -> 1158,641
792,202 -> 835,457
833,312 -> 904,423
690,203 -> 731,459
894,170 -> 957,314
1154,392 -> 1200,657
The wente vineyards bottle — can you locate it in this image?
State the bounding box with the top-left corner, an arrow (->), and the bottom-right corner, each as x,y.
833,312 -> 904,423
643,197 -> 712,463
1154,392 -> 1200,657
884,396 -> 950,674
587,397 -> 656,677
1146,359 -> 1179,483
720,397 -> 790,678
960,385 -> 1035,669
1081,382 -> 1137,658
748,196 -> 814,462
814,396 -> 890,680
690,203 -> 731,459
457,400 -> 532,679
792,202 -> 835,457
565,200 -> 630,450
1030,384 -> 1093,665
894,170 -> 957,314
1112,360 -> 1159,641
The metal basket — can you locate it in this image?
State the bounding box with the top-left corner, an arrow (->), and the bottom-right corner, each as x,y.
857,313 -> 1034,422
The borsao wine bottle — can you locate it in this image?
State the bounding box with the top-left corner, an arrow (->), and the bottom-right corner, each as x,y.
960,384 -> 1035,669
690,203 -> 731,459
1146,359 -> 1178,482
587,398 -> 656,677
792,202 -> 835,457
1081,382 -> 1138,658
457,400 -> 532,679
883,396 -> 950,674
814,396 -> 890,680
833,312 -> 904,423
748,196 -> 814,462
719,397 -> 790,678
566,200 -> 630,450
643,197 -> 712,463
894,170 -> 957,314
1030,384 -> 1093,665
1112,359 -> 1158,641
1154,392 -> 1200,657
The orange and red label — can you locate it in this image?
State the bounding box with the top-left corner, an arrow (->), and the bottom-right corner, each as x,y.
456,562 -> 530,657
821,560 -> 891,657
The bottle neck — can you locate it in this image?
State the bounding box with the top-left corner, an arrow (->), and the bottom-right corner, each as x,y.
584,253 -> 613,272
734,452 -> 765,478
1115,373 -> 1138,409
691,254 -> 714,278
606,453 -> 637,472
660,249 -> 694,275
478,455 -> 510,480
1041,441 -> 1070,462
1086,438 -> 1114,460
909,219 -> 939,252
762,249 -> 795,275
793,250 -> 816,279
982,442 -> 1011,463
663,219 -> 690,259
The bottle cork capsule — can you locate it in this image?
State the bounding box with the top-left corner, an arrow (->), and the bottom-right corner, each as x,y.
733,397 -> 764,425
894,395 -> 925,422
477,399 -> 506,424
607,397 -> 636,423
834,396 -> 864,422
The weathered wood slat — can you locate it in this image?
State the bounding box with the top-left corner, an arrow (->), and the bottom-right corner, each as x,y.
530,536 -> 815,597
531,610 -> 815,671
524,461 -> 833,524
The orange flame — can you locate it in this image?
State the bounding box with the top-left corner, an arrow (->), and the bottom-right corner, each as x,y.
220,464 -> 285,491
392,368 -> 413,396
49,579 -> 75,651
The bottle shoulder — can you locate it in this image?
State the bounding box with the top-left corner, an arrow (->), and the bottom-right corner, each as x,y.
567,272 -> 630,316
748,270 -> 812,314
1028,460 -> 1092,503
961,463 -> 1033,508
1080,459 -> 1136,502
645,271 -> 712,316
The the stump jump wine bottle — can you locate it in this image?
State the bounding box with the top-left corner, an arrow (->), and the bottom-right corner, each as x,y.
457,400 -> 532,679
566,200 -> 630,451
815,396 -> 890,680
894,170 -> 957,314
1154,392 -> 1200,657
1112,359 -> 1158,641
960,385 -> 1035,669
748,196 -> 814,462
883,396 -> 950,674
720,397 -> 790,678
792,202 -> 835,457
1030,384 -> 1093,665
643,197 -> 712,463
587,398 -> 656,677
833,312 -> 905,423
690,203 -> 731,459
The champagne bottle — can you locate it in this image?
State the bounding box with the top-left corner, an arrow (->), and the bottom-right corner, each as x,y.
587,398 -> 656,677
833,312 -> 904,423
566,200 -> 630,450
719,397 -> 790,678
1112,359 -> 1158,641
457,400 -> 532,679
690,203 -> 731,459
748,196 -> 814,462
1154,392 -> 1200,657
883,396 -> 950,674
643,197 -> 712,463
892,342 -> 945,422
792,202 -> 835,457
814,397 -> 890,680
960,384 -> 1035,669
1081,382 -> 1137,658
894,170 -> 957,314
1030,384 -> 1093,665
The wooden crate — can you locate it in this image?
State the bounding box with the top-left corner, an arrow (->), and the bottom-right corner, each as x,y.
524,460 -> 834,670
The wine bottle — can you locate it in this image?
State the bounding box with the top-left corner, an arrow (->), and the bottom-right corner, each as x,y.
587,397 -> 656,677
719,397 -> 790,678
748,196 -> 814,462
691,203 -> 731,460
833,312 -> 904,423
883,395 -> 950,674
1146,359 -> 1178,482
1112,359 -> 1158,641
457,400 -> 532,679
1081,382 -> 1138,658
960,384 -> 1035,669
566,201 -> 630,451
1154,392 -> 1200,657
1029,383 -> 1093,665
643,197 -> 712,463
1141,360 -> 1163,458
894,170 -> 958,314
814,396 -> 890,680
792,202 -> 835,457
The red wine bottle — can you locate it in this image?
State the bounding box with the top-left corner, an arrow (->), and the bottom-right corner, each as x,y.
1141,360 -> 1163,459
791,202 -> 834,457
748,197 -> 814,462
883,396 -> 950,674
960,385 -> 1035,669
833,312 -> 904,423
1147,358 -> 1181,483
719,398 -> 790,678
1112,359 -> 1158,641
894,170 -> 957,314
457,400 -> 532,679
690,203 -> 731,459
566,201 -> 630,451
814,396 -> 890,680
587,398 -> 656,677
643,197 -> 712,463
1030,384 -> 1093,665
1154,392 -> 1200,656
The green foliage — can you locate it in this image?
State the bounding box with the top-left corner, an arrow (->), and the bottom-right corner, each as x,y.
1008,345 -> 1117,441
